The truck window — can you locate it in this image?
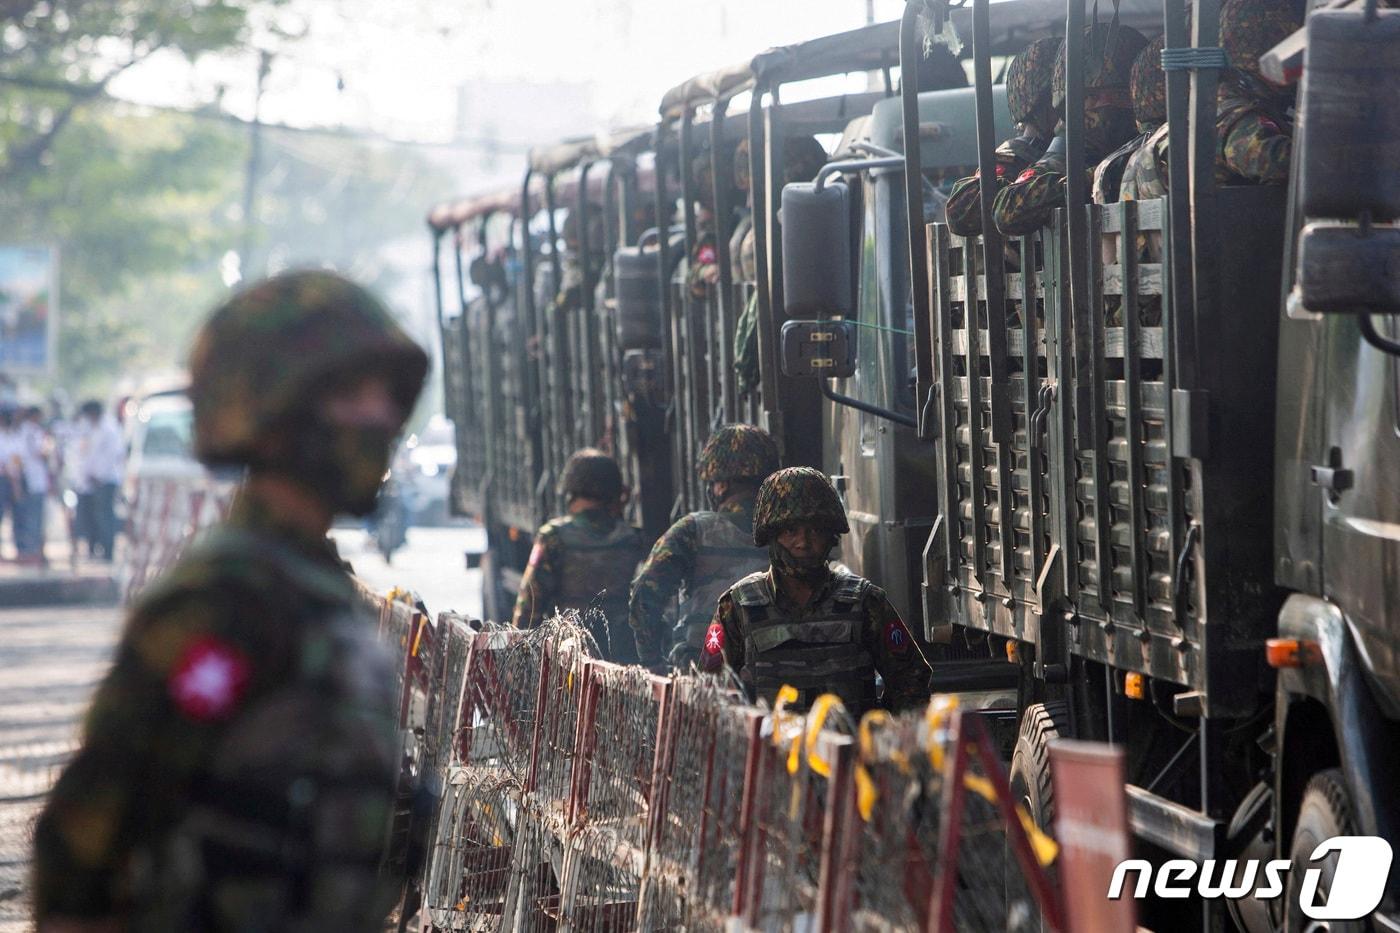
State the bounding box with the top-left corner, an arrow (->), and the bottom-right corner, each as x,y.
141,407 -> 194,460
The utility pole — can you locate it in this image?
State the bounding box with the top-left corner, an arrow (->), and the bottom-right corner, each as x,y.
867,0 -> 876,25
240,49 -> 273,281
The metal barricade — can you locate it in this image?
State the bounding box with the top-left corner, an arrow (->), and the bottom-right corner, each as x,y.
639,675 -> 761,931
557,662 -> 669,931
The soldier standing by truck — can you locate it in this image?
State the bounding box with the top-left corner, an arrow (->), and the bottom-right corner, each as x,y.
31,270 -> 429,932
512,448 -> 647,662
629,424 -> 779,669
700,467 -> 932,715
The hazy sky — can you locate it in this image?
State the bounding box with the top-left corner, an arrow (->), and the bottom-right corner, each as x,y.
110,0 -> 912,143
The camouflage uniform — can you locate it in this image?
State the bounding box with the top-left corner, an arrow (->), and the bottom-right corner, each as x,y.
946,36 -> 1061,236
32,271 -> 428,930
1216,0 -> 1296,184
1120,2 -> 1295,200
699,467 -> 932,715
513,449 -> 646,663
629,424 -> 780,667
993,24 -> 1147,237
1095,35 -> 1167,204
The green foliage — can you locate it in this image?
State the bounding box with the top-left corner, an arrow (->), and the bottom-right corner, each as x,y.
0,1 -> 452,397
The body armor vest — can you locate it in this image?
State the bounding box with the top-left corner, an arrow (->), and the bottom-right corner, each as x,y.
1120,123 -> 1170,201
138,526 -> 402,932
554,516 -> 646,662
672,511 -> 770,655
730,569 -> 876,714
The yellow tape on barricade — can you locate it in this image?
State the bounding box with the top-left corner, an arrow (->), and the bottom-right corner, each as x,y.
798,693 -> 844,779
855,709 -> 904,821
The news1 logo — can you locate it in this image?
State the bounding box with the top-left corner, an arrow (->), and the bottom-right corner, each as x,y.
1108,836 -> 1394,920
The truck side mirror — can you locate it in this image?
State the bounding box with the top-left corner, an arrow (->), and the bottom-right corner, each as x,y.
781,320 -> 856,378
781,179 -> 854,318
1296,224 -> 1400,314
1297,10 -> 1400,221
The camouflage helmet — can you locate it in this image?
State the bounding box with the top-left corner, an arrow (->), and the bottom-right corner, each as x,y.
1220,0 -> 1299,85
698,423 -> 781,485
559,447 -> 625,501
752,466 -> 849,546
1052,23 -> 1149,109
1130,34 -> 1168,130
733,136 -> 827,193
1006,36 -> 1063,126
781,136 -> 828,186
189,270 -> 428,467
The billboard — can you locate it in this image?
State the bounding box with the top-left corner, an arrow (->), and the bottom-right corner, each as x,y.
0,244 -> 58,373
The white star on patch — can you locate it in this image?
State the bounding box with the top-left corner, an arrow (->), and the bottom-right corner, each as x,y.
705,626 -> 723,653
176,653 -> 236,708
170,639 -> 248,721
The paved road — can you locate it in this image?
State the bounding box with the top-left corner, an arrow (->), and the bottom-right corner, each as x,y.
331,523 -> 487,620
0,525 -> 484,931
0,604 -> 123,933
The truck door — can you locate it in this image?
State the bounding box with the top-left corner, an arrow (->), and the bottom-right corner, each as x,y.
1318,314 -> 1400,712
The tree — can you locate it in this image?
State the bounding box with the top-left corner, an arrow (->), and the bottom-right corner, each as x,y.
0,0 -> 452,396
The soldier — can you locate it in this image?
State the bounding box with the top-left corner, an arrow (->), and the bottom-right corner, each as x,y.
945,36 -> 1062,236
1094,34 -> 1168,204
512,448 -> 647,663
1215,0 -> 1297,183
629,424 -> 780,668
31,270 -> 429,931
992,22 -> 1147,237
1120,0 -> 1296,201
699,467 -> 933,716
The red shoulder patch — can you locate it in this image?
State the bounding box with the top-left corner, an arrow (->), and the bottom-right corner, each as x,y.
1014,167 -> 1039,184
703,623 -> 725,655
169,636 -> 251,722
696,244 -> 717,266
883,619 -> 912,655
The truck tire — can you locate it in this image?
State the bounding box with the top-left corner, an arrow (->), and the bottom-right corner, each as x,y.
1284,768 -> 1364,933
1009,702 -> 1070,832
1006,702 -> 1070,929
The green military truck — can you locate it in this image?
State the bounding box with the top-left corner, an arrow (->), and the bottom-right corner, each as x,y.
781,1 -> 1399,928
428,0 -> 1398,926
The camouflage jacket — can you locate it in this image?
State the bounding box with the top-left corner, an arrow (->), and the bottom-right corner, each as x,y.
628,496 -> 757,666
1093,129 -> 1154,204
686,228 -> 719,299
512,507 -> 646,634
700,566 -> 932,715
945,135 -> 1048,236
32,493 -> 400,929
991,136 -> 1074,237
1217,85 -> 1292,184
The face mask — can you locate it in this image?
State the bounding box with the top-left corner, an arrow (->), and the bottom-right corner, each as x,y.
287,417 -> 397,517
770,539 -> 832,585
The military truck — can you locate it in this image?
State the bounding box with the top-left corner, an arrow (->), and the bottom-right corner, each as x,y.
778,0 -> 1399,928
428,0 -> 1399,926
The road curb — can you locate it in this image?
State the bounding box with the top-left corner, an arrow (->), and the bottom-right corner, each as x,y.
0,575 -> 119,608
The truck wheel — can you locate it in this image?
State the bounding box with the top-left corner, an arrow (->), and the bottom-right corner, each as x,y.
1284,768 -> 1364,933
1006,702 -> 1070,927
1009,702 -> 1070,833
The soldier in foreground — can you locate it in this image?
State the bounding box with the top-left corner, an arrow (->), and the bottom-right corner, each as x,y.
512,448 -> 646,662
699,467 -> 932,715
629,424 -> 779,669
32,271 -> 429,932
